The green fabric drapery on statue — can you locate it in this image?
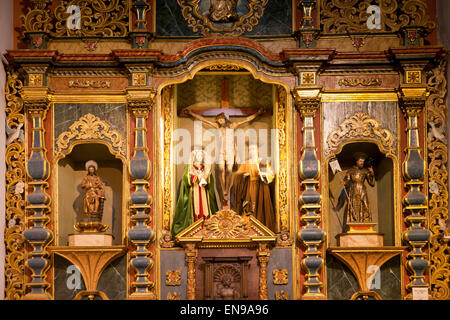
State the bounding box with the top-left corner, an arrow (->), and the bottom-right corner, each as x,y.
171,154 -> 219,237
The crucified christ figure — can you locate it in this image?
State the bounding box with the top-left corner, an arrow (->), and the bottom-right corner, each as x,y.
184,108 -> 264,206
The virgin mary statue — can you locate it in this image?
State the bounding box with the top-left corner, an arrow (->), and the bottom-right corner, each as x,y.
171,149 -> 219,237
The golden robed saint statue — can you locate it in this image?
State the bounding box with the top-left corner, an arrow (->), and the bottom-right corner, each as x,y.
75,160 -> 108,232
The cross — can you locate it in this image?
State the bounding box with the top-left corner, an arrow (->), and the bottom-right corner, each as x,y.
178,78 -> 272,117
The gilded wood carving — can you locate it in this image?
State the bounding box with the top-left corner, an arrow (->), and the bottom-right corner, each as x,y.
427,60 -> 450,300
320,0 -> 436,34
326,112 -> 396,158
4,72 -> 26,300
177,0 -> 269,37
55,113 -> 125,160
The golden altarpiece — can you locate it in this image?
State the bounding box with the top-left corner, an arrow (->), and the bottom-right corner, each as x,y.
3,0 -> 449,300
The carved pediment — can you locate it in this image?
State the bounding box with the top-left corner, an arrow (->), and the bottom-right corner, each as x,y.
176,210 -> 276,248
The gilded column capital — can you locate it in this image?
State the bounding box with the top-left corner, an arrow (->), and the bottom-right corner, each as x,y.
294,98 -> 321,118
397,87 -> 427,117
292,86 -> 322,119
24,98 -> 50,118
127,88 -> 157,118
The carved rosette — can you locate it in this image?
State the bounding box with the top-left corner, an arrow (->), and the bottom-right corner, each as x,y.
399,89 -> 430,298
203,210 -> 250,239
5,72 -> 27,300
426,60 -> 450,300
127,93 -> 156,299
23,97 -> 53,300
294,89 -> 325,298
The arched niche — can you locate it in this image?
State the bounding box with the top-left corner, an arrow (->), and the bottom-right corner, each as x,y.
56,143 -> 124,246
327,141 -> 395,246
167,67 -> 281,234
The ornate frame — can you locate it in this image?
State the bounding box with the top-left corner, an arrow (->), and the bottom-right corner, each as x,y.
157,60 -> 293,237
321,107 -> 404,296
177,0 -> 269,37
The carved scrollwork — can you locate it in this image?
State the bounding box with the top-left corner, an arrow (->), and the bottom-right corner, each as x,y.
68,79 -> 111,89
427,59 -> 450,300
320,0 -> 435,34
177,0 -> 268,37
326,111 -> 395,157
55,113 -> 124,159
52,0 -> 130,37
338,78 -> 382,87
4,72 -> 26,300
20,0 -> 53,34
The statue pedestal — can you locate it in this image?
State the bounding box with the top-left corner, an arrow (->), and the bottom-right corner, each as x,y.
50,246 -> 126,300
328,247 -> 405,300
337,222 -> 383,247
68,233 -> 113,246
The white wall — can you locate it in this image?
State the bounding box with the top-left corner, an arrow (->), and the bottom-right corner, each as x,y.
0,0 -> 14,300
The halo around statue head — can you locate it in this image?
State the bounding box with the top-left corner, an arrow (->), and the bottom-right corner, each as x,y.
85,160 -> 98,172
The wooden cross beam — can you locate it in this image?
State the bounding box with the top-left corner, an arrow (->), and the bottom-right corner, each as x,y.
178,79 -> 273,117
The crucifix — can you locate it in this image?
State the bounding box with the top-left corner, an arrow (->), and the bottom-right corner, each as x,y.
180,78 -> 269,207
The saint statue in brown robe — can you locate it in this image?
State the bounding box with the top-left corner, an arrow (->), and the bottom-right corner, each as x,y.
343,152 -> 375,223
232,144 -> 275,231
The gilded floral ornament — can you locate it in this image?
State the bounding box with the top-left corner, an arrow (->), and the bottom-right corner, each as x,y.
338,78 -> 382,87
5,72 -> 27,300
166,270 -> 182,286
426,59 -> 450,300
320,0 -> 435,35
53,0 -> 130,37
272,269 -> 288,285
55,113 -> 124,159
326,112 -> 395,157
21,0 -> 53,34
177,0 -> 269,37
203,210 -> 249,239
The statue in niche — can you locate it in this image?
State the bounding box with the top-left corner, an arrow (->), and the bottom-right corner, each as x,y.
75,160 -> 108,232
216,273 -> 240,300
340,152 -> 375,223
232,144 -> 275,231
172,149 -> 219,237
184,108 -> 264,207
209,0 -> 239,23
214,266 -> 240,300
